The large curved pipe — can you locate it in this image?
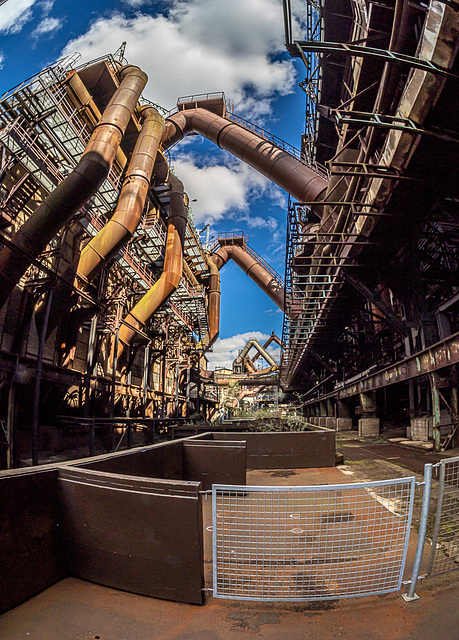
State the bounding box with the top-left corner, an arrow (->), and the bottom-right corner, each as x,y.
211,244 -> 284,311
76,106 -> 165,285
239,385 -> 266,401
0,65 -> 148,307
65,70 -> 129,171
216,376 -> 278,387
162,108 -> 328,205
252,332 -> 283,364
116,173 -> 188,359
235,338 -> 277,368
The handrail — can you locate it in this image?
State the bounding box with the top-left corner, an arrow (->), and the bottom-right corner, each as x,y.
243,242 -> 285,289
225,110 -> 329,178
210,232 -> 284,288
177,91 -> 226,105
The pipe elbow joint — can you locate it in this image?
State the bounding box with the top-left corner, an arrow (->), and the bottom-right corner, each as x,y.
138,104 -> 165,127
119,64 -> 148,85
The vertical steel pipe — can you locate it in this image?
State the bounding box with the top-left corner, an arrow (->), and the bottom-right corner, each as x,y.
142,344 -> 150,417
206,253 -> 221,348
403,464 -> 433,601
0,65 -> 148,307
31,289 -> 53,466
77,105 -> 165,284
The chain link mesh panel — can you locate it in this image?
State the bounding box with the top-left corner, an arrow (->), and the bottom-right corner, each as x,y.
212,478 -> 415,601
427,456 -> 459,577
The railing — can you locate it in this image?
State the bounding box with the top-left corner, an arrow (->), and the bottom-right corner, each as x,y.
225,111 -> 328,178
210,232 -> 284,289
405,456 -> 459,601
213,477 -> 415,601
0,117 -> 66,186
243,241 -> 285,289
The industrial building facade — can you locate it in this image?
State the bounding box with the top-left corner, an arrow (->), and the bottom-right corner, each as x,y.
281,0 -> 459,449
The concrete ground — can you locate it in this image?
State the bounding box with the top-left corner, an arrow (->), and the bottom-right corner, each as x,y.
1,433 -> 458,640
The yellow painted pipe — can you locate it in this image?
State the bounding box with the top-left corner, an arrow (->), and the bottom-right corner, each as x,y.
116,173 -> 188,359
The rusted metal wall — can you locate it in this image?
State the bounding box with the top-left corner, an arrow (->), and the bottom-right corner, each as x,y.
183,440 -> 246,489
0,468 -> 66,614
58,467 -> 204,604
75,441 -> 184,479
212,431 -> 336,469
0,431 -> 335,613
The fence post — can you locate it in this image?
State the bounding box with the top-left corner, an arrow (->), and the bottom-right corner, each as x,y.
403,463 -> 433,602
426,461 -> 445,575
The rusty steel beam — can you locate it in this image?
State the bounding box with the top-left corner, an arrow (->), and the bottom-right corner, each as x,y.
337,332 -> 459,399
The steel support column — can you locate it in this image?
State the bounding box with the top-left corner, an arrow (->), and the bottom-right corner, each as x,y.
31,290 -> 53,466
430,373 -> 442,452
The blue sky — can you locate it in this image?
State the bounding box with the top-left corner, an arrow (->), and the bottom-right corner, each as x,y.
0,0 -> 306,369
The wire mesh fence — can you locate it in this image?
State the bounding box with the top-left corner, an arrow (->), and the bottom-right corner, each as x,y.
427,456 -> 459,577
212,478 -> 415,601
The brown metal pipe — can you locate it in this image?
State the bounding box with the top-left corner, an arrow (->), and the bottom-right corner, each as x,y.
206,254 -> 221,349
76,106 -> 165,284
0,65 -> 148,307
196,253 -> 220,351
235,338 -> 277,368
252,332 -> 283,364
183,259 -> 199,288
212,243 -> 285,311
162,108 -> 328,205
116,174 -> 188,359
239,385 -> 266,400
66,70 -> 129,170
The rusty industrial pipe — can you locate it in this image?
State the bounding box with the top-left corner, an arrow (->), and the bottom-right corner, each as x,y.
65,70 -> 129,171
206,254 -> 221,349
216,376 -> 278,387
115,173 -> 188,359
211,244 -> 285,311
252,332 -> 283,364
0,64 -> 148,307
76,106 -> 165,285
234,338 -> 278,368
239,385 -> 266,401
195,253 -> 220,351
162,107 -> 328,205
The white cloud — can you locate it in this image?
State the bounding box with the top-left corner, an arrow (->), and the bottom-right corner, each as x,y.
245,215 -> 278,231
39,0 -> 54,14
0,53 -> 4,70
32,15 -> 62,37
61,0 -> 297,117
0,0 -> 35,34
123,0 -> 150,6
172,154 -> 276,226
